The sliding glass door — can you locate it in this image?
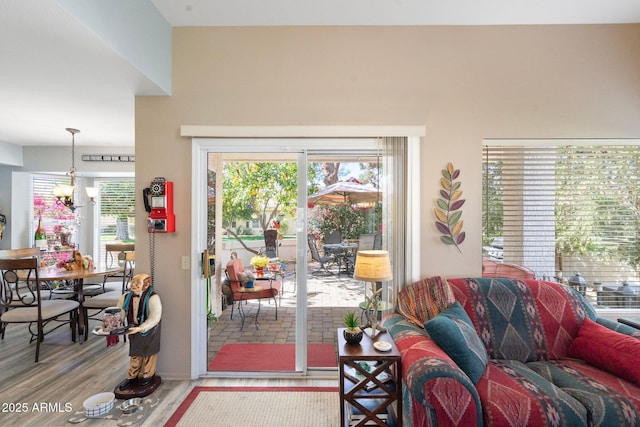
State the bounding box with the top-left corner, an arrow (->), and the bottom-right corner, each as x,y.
192,137 -> 408,376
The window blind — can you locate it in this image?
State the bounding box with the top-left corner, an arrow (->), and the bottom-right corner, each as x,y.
482,144 -> 640,307
33,175 -> 74,237
95,179 -> 135,263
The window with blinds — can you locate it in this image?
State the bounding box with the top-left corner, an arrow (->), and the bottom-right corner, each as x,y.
482,144 -> 640,308
33,175 -> 76,237
32,176 -> 135,263
95,179 -> 135,264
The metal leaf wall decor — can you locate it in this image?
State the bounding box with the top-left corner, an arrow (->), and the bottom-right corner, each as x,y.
435,162 -> 465,252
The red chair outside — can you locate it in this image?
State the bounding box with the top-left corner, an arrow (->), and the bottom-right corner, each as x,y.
225,258 -> 282,325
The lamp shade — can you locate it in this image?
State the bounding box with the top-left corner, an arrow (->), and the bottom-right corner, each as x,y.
60,184 -> 74,197
354,250 -> 392,282
85,186 -> 98,199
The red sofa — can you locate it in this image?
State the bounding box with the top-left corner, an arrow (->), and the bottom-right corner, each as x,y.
382,277 -> 640,426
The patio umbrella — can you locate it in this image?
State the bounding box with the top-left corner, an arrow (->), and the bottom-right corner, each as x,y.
308,180 -> 380,206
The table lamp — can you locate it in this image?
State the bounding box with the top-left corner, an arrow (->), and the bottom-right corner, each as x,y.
354,250 -> 393,338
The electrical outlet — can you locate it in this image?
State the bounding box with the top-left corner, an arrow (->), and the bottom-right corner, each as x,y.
181,256 -> 190,270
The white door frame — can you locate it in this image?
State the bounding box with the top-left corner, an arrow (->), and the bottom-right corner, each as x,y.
187,126 -> 424,379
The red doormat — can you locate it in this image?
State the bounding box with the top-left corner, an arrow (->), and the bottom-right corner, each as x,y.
164,386 -> 339,427
208,343 -> 336,371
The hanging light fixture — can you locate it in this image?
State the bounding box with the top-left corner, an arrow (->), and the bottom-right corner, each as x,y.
52,128 -> 97,211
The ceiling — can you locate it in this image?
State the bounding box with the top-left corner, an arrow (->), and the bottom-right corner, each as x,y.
1,0 -> 639,148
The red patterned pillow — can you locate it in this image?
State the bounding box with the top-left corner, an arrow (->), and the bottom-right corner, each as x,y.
568,317 -> 640,386
397,276 -> 456,328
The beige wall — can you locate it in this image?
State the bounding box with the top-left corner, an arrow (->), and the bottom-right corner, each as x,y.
135,24 -> 640,379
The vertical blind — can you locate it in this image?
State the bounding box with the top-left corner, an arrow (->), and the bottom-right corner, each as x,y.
482,144 -> 640,291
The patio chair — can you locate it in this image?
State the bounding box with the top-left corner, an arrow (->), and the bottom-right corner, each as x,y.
225,258 -> 281,325
0,250 -> 79,362
373,232 -> 382,250
263,230 -> 278,259
324,230 -> 341,244
345,233 -> 377,274
322,230 -> 342,257
307,234 -> 336,275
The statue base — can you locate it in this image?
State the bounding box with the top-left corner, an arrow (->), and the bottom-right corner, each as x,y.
114,375 -> 161,400
362,324 -> 386,339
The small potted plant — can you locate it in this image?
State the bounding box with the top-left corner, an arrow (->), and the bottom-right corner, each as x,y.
343,311 -> 363,345
250,254 -> 270,277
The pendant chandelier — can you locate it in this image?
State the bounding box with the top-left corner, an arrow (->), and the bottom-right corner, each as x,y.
52,128 -> 97,211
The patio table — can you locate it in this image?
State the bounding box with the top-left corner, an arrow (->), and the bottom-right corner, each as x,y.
323,242 -> 358,275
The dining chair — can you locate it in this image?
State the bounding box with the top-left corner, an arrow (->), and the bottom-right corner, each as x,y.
101,243 -> 135,293
0,248 -> 75,301
0,251 -> 79,362
105,243 -> 135,268
80,251 -> 135,341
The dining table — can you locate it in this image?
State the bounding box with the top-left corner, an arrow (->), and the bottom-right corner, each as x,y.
24,265 -> 123,340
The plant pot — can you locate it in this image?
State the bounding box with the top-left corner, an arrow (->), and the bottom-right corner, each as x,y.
343,328 -> 363,345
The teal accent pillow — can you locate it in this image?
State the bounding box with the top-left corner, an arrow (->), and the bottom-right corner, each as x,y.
424,301 -> 488,384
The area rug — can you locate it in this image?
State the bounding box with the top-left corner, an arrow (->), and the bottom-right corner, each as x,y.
164,386 -> 339,427
207,343 -> 336,371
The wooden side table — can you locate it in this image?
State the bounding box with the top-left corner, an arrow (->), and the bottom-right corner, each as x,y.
338,327 -> 402,426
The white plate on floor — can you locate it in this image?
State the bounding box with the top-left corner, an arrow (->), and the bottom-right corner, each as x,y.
373,341 -> 392,352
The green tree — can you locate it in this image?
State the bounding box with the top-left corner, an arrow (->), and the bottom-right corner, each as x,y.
556,146 -> 640,269
481,158 -> 503,246
222,162 -> 298,254
307,161 -> 381,239
310,204 -> 368,240
483,145 -> 640,274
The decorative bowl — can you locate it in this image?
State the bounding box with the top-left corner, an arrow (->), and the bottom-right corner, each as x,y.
83,392 -> 115,418
118,397 -> 143,414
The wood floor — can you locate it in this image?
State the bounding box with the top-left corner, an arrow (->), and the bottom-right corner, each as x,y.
1,266 -> 354,425
0,318 -> 337,426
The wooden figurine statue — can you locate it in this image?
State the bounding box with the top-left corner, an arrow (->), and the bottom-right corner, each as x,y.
114,273 -> 162,399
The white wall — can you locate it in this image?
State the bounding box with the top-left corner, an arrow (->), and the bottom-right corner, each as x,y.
136,24 -> 640,379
